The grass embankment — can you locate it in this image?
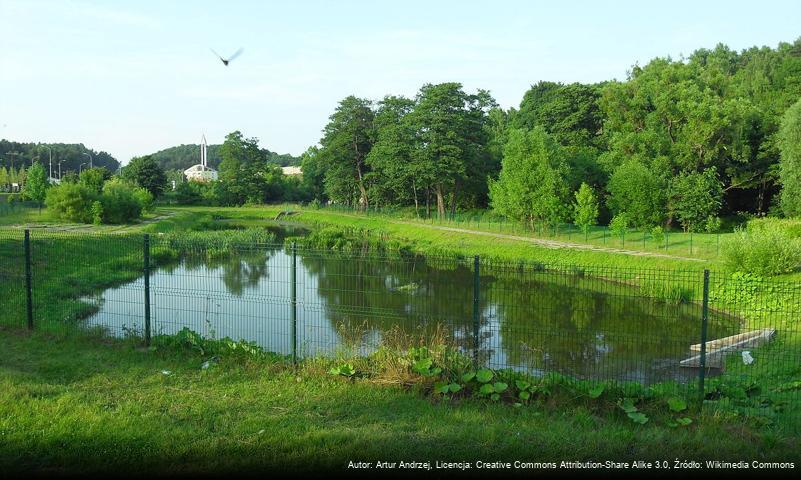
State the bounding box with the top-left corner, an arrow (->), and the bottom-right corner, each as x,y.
0,224 -> 275,333
0,330 -> 798,475
155,205 -> 712,272
146,207 -> 801,417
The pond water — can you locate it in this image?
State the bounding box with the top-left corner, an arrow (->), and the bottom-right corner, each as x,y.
83,227 -> 739,384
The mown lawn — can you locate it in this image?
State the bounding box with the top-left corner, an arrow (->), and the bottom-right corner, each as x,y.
0,330 -> 798,476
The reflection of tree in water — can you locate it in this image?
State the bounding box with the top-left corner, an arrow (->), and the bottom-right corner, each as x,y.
159,246 -> 280,296
488,270 -> 740,381
298,254 -> 480,351
299,254 -> 740,382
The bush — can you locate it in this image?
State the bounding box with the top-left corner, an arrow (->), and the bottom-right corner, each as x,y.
45,182 -> 99,223
650,226 -> 665,244
100,179 -> 143,224
132,186 -> 154,213
721,224 -> 801,275
609,213 -> 629,238
746,217 -> 801,238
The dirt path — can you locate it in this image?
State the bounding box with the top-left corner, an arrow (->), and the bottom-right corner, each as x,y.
314,210 -> 706,262
398,222 -> 706,261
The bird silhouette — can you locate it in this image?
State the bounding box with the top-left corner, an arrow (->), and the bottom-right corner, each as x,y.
210,47 -> 243,66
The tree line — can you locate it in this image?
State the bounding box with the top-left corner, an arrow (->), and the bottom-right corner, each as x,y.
302,39 -> 801,231
0,140 -> 119,184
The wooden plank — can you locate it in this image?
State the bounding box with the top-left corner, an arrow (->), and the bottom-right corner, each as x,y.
690,328 -> 776,352
680,328 -> 775,369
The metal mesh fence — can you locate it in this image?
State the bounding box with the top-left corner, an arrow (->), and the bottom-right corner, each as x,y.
0,229 -> 798,423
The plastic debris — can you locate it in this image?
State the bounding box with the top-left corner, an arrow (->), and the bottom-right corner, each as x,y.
161,370 -> 172,376
742,351 -> 754,365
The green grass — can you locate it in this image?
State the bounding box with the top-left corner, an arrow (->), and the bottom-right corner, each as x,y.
155,205 -> 714,272
0,329 -> 798,475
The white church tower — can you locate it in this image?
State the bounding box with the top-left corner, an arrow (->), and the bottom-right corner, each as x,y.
184,134 -> 218,182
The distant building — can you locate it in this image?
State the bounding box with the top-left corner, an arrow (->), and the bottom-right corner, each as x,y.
281,166 -> 302,176
184,135 -> 218,182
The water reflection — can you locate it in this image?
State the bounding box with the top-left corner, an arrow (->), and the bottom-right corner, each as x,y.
84,244 -> 739,383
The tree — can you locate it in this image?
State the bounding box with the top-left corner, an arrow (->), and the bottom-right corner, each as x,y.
514,81 -> 605,150
408,83 -> 494,216
299,146 -> 326,203
573,182 -> 599,234
317,96 -> 374,208
79,167 -> 111,194
218,131 -> 285,205
22,162 -> 48,209
607,160 -> 665,228
123,155 -> 167,197
779,98 -> 801,217
366,95 -> 418,209
489,128 -> 570,227
668,168 -> 723,232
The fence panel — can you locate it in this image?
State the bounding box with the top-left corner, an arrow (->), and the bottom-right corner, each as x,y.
0,229 -> 26,330
0,228 -> 797,428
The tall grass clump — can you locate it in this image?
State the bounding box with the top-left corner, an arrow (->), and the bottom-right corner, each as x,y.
721,222 -> 801,275
153,228 -> 277,260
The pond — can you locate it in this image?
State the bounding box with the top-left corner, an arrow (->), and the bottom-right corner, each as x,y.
82,226 -> 739,384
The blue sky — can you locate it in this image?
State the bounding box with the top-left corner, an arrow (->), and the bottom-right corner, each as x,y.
1,0 -> 800,164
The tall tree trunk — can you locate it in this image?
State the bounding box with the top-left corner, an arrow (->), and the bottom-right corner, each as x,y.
426,188 -> 431,218
435,184 -> 446,218
450,181 -> 459,218
412,179 -> 419,218
355,165 -> 368,211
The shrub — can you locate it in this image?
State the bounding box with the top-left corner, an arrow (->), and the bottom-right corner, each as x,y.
650,226 -> 665,244
91,201 -> 103,225
721,225 -> 801,275
132,186 -> 154,213
100,179 -> 143,224
609,213 -> 629,238
45,182 -> 99,223
746,217 -> 801,238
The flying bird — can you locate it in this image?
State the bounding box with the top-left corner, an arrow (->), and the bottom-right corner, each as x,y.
210,47 -> 243,66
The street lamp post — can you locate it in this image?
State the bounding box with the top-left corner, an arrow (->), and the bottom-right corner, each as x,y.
40,146 -> 52,179
58,160 -> 64,179
79,162 -> 87,174
82,152 -> 93,169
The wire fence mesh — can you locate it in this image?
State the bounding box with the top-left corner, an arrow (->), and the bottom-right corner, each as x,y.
0,229 -> 798,424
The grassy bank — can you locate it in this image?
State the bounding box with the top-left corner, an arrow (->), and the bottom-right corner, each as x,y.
0,226 -> 276,333
0,330 -> 798,475
154,205 -> 711,272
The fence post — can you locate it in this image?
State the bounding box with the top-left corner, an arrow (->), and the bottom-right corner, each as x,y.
24,229 -> 33,330
291,241 -> 298,365
143,234 -> 151,347
690,232 -> 694,255
698,269 -> 710,407
472,255 -> 480,365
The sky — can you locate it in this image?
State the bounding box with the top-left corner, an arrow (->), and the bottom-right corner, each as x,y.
1,0 -> 800,165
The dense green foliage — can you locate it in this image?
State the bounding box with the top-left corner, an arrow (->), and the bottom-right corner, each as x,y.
779,98 -> 801,216
573,183 -> 599,233
301,38 -> 801,231
21,162 -> 48,207
122,155 -> 167,197
309,83 -> 495,215
668,168 -> 723,232
0,140 -> 119,179
721,221 -> 801,275
488,128 -> 569,226
45,171 -> 152,224
145,142 -> 300,172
